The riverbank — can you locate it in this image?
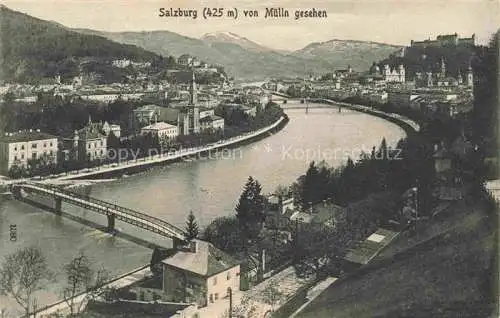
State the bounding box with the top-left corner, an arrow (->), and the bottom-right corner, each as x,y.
1,115 -> 289,186
309,98 -> 420,135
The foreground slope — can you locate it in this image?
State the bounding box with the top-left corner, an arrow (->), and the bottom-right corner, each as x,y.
296,199 -> 498,318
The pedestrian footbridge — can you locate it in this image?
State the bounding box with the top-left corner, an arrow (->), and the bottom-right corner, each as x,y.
11,182 -> 187,242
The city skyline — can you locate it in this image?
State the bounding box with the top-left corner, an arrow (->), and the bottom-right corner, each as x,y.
2,0 -> 498,51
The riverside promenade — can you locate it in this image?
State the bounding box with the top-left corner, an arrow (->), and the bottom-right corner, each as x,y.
0,116 -> 286,187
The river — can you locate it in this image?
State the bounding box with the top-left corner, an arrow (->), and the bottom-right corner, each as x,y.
0,102 -> 406,314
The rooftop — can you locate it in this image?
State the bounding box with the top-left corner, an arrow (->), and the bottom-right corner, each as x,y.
142,122 -> 177,130
199,115 -> 224,123
162,239 -> 240,277
343,228 -> 399,265
0,131 -> 57,143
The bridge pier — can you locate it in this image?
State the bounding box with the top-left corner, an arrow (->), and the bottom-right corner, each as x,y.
106,214 -> 116,233
54,197 -> 62,215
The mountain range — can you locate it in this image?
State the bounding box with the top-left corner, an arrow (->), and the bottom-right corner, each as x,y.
76,29 -> 402,80
1,5 -> 402,82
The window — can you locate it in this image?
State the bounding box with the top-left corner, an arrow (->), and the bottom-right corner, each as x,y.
213,276 -> 217,285
14,146 -> 17,151
21,154 -> 24,159
227,271 -> 231,280
50,142 -> 53,147
214,293 -> 219,301
32,153 -> 37,160
43,143 -> 47,148
21,145 -> 25,150
88,144 -> 91,149
31,143 -> 37,149
50,150 -> 53,156
209,294 -> 213,303
14,155 -> 17,161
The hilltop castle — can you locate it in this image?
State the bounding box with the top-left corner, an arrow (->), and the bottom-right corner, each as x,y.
410,33 -> 475,49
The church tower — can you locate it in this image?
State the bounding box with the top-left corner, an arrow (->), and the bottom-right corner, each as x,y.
189,71 -> 197,105
188,71 -> 200,134
466,62 -> 473,87
426,71 -> 434,87
440,57 -> 446,78
398,64 -> 406,83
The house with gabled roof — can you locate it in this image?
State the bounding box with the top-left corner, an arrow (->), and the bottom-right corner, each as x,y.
162,239 -> 241,307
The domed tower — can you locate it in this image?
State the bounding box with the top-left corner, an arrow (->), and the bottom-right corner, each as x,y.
466,61 -> 473,87
426,71 -> 434,87
398,64 -> 406,82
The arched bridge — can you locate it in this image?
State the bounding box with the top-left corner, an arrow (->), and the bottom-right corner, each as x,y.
11,182 -> 187,242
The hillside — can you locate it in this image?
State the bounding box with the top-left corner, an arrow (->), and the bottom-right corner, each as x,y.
292,39 -> 402,71
0,5 -> 161,83
296,198 -> 498,318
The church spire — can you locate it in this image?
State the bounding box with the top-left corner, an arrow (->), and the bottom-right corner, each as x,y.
190,71 -> 197,105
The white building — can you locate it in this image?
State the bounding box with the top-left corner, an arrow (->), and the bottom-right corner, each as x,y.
162,240 -> 241,307
0,130 -> 58,175
382,64 -> 406,83
102,121 -> 122,138
141,122 -> 179,140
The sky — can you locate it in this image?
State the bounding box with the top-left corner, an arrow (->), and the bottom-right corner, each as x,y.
2,0 -> 499,51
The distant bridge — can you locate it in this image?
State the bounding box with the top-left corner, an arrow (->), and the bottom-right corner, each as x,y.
11,183 -> 187,242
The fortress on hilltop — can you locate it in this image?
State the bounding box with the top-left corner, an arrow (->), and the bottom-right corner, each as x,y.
410,33 -> 475,48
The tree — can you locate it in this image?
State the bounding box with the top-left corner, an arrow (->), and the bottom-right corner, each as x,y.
185,211 -> 199,241
62,252 -> 109,316
203,216 -> 243,254
0,246 -> 52,317
261,283 -> 284,312
292,223 -> 336,279
235,177 -> 266,246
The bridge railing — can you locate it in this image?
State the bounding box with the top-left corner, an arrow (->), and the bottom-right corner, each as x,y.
21,183 -> 187,239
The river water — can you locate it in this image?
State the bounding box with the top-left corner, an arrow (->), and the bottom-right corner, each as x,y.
0,102 -> 405,314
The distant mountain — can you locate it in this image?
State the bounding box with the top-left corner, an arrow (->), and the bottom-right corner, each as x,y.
201,32 -> 275,53
292,39 -> 403,70
0,5 -> 161,83
74,30 -> 401,81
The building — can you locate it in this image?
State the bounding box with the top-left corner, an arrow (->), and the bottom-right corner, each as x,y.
71,118 -> 108,162
162,240 -> 241,307
112,59 -> 132,68
102,121 -> 121,138
410,33 -> 475,48
141,122 -> 179,140
0,130 -> 58,175
177,54 -> 193,66
199,107 -> 215,119
199,115 -> 225,132
130,104 -> 164,133
176,72 -> 201,135
382,64 -> 406,83
387,90 -> 421,108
